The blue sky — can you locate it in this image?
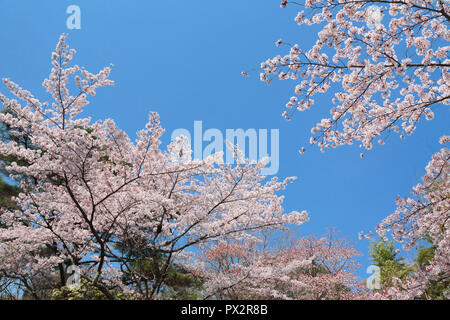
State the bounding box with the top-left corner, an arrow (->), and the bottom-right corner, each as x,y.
0,0 -> 448,278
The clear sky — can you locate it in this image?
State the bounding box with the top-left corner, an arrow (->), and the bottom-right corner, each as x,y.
0,0 -> 448,279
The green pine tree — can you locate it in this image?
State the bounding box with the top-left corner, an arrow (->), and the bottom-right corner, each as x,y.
369,238 -> 411,290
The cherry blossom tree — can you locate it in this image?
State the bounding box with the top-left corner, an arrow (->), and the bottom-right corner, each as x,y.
251,0 -> 449,299
376,136 -> 449,299
0,35 -> 308,299
254,0 -> 449,153
193,228 -> 375,300
186,239 -> 313,299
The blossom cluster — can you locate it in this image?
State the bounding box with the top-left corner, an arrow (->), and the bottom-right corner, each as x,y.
258,1 -> 449,152
0,35 -> 308,299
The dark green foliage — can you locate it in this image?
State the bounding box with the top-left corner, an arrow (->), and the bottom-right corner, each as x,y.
117,240 -> 203,299
0,176 -> 19,209
369,238 -> 411,289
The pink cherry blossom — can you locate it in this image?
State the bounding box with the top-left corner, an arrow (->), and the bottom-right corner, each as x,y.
254,1 -> 449,152
0,35 -> 308,299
